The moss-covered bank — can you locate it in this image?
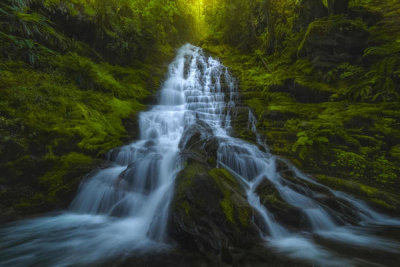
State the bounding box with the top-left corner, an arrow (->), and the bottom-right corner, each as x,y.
0,0 -> 194,221
201,0 -> 400,214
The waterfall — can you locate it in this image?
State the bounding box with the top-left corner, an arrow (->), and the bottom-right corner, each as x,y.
0,44 -> 198,266
1,44 -> 400,267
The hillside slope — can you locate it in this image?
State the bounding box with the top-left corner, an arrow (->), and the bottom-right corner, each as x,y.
202,0 -> 400,213
0,0 -> 194,220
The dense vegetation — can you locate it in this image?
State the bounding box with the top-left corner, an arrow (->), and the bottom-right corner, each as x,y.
1,1 -> 400,266
1,0 -> 399,220
202,0 -> 400,213
0,0 -> 197,220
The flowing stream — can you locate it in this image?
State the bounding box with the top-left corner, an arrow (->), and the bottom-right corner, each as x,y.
1,44 -> 400,266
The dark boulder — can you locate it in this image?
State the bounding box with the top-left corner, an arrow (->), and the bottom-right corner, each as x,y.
168,163 -> 261,264
256,178 -> 310,231
298,17 -> 369,70
179,120 -> 220,166
276,159 -> 362,225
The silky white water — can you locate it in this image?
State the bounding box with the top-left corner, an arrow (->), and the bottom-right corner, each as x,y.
1,44 -> 400,267
0,44 -> 199,266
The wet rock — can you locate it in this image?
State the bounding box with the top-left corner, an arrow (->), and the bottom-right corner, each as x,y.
316,196 -> 361,225
106,147 -> 122,162
279,165 -> 333,197
255,179 -> 310,231
116,162 -> 137,190
168,163 -> 261,263
116,154 -> 162,194
115,244 -> 306,267
277,163 -> 362,225
179,120 -> 220,166
144,140 -> 156,148
275,158 -> 292,173
183,54 -> 193,79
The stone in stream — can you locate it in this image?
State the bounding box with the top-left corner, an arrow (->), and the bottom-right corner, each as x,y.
255,178 -> 310,231
179,119 -> 220,167
168,163 -> 261,264
275,158 -> 362,226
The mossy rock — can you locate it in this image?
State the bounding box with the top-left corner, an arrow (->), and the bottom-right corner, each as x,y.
168,163 -> 261,264
315,174 -> 400,215
276,159 -> 362,224
255,178 -> 310,231
298,16 -> 369,69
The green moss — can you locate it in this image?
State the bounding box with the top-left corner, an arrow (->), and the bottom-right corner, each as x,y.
203,37 -> 400,210
370,198 -> 392,210
175,163 -> 209,199
238,207 -> 250,227
0,0 -> 197,219
209,168 -> 251,226
359,184 -> 379,195
331,149 -> 367,178
209,169 -> 235,223
39,152 -> 93,190
186,163 -> 209,179
371,156 -> 398,184
315,174 -> 400,212
202,0 -> 400,214
181,200 -> 191,216
389,145 -> 400,161
209,168 -> 237,185
0,60 -> 148,156
220,196 -> 234,223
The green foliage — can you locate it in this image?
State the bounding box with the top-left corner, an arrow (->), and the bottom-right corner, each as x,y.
372,156 -> 398,184
292,131 -> 329,159
0,0 -> 199,219
38,152 -> 94,200
204,0 -> 297,52
332,150 -> 366,178
0,58 -> 149,154
1,0 -> 197,65
202,0 -> 400,211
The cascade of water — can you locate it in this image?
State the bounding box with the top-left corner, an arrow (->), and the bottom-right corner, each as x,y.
212,59 -> 400,266
0,44 -> 399,267
0,44 -> 230,266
